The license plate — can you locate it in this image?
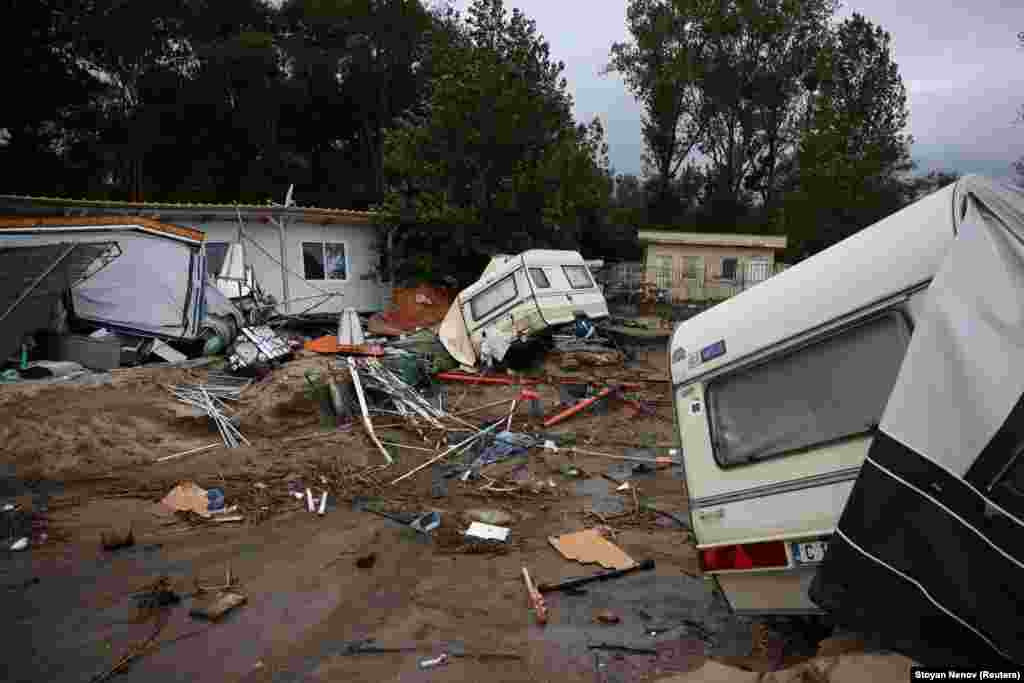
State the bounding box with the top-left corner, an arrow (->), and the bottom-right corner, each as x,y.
791,540 -> 829,564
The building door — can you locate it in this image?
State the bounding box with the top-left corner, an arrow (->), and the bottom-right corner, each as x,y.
656,255 -> 672,289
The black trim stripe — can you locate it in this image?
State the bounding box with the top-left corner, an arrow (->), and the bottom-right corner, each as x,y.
967,393 -> 1024,492
810,532 -> 1017,667
868,431 -> 1024,561
691,466 -> 861,508
814,431 -> 1024,665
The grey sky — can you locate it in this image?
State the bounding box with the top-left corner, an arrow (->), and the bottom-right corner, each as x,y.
451,0 -> 1024,182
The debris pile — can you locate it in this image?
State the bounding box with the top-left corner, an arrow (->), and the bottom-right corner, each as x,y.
166,375 -> 251,448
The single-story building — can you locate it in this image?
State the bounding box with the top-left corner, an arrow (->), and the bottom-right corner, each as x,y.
0,195 -> 390,316
638,230 -> 788,302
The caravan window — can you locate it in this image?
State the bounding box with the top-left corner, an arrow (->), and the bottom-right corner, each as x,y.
563,265 -> 593,289
471,274 -> 518,320
529,268 -> 551,288
707,312 -> 910,467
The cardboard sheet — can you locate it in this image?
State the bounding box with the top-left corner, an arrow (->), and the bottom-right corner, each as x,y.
159,481 -> 211,518
547,528 -> 636,570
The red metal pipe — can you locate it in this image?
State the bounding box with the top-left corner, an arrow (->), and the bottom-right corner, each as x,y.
543,386 -> 614,427
435,372 -> 542,386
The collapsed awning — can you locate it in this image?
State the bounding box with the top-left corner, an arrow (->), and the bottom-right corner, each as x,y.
0,241 -> 121,363
0,216 -> 242,350
809,176 -> 1024,667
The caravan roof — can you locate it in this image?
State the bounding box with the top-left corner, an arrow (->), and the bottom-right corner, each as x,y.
464,249 -> 586,299
0,215 -> 204,244
669,181 -> 964,386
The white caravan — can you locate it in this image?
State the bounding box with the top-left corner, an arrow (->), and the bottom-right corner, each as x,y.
439,250 -> 608,366
669,175 -> 1024,626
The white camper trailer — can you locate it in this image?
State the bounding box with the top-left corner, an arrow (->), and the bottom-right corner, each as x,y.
439,250 -> 608,367
669,173 -> 1024,664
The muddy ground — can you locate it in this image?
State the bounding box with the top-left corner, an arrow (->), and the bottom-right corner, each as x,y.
1,347 -> 824,683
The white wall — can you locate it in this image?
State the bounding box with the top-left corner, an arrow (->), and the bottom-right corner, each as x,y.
192,218 -> 386,315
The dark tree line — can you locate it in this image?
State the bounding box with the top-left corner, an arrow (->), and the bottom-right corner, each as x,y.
2,0 -> 444,209
606,1 -> 964,261
1,0 -> 618,285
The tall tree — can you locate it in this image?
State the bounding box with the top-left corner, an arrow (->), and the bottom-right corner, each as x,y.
781,13 -> 915,259
609,0 -> 837,225
72,0 -> 198,200
614,173 -> 646,210
0,1 -> 105,196
162,0 -> 284,201
607,0 -> 710,223
379,0 -> 610,284
696,0 -> 837,220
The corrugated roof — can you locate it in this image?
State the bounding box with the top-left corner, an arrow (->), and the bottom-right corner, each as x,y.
639,231 -> 787,250
0,194 -> 379,223
0,215 -> 206,243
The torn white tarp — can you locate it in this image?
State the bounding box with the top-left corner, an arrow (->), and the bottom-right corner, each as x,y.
73,233 -> 198,337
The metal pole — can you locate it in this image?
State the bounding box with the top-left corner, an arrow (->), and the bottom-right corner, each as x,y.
0,244 -> 76,324
389,420 -> 503,486
348,357 -> 393,466
277,213 -> 290,315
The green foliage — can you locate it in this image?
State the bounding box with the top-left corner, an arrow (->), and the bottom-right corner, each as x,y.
609,0 -> 838,225
378,0 -> 614,286
1,0 -> 434,207
607,0 -> 710,219
608,0 -> 933,260
780,13 -> 915,260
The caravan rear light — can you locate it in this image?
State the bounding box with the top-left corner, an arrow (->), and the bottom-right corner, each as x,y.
699,540 -> 789,572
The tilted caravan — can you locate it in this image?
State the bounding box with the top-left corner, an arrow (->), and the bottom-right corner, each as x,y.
439,250 -> 608,366
670,176 -> 1024,666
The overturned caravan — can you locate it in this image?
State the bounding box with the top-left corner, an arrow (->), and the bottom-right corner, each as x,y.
438,250 -> 608,367
0,216 -> 243,359
669,175 -> 1024,668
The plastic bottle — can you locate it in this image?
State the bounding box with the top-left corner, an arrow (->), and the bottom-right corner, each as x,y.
206,488 -> 225,512
418,653 -> 448,669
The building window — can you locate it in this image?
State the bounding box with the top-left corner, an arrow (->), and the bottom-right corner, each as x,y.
205,242 -> 230,278
470,274 -> 518,320
746,256 -> 770,283
655,255 -> 672,288
721,257 -> 737,280
683,255 -> 703,280
562,265 -> 594,289
707,312 -> 910,468
302,241 -> 348,281
529,268 -> 551,288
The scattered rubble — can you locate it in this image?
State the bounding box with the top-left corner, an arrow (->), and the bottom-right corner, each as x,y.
0,267 -> 861,679
189,591 -> 247,621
